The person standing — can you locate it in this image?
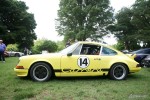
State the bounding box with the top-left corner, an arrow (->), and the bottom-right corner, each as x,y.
0,39 -> 6,63
24,47 -> 28,55
65,39 -> 71,48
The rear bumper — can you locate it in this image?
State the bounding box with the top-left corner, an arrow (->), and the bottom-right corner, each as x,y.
129,67 -> 141,73
14,68 -> 28,77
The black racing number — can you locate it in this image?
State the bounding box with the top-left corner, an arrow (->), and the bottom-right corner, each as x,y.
80,58 -> 88,66
78,57 -> 89,68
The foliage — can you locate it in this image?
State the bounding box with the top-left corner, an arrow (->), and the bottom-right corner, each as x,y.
112,40 -> 140,51
32,39 -> 44,54
32,39 -> 58,54
38,40 -> 58,53
56,41 -> 65,51
56,0 -> 114,42
107,7 -> 137,50
112,41 -> 124,50
131,0 -> 150,47
108,0 -> 150,50
0,0 -> 37,49
6,44 -> 18,51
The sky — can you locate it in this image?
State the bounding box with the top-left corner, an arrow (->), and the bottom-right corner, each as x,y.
19,0 -> 136,45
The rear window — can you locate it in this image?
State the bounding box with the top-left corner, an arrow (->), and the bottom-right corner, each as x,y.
101,47 -> 117,55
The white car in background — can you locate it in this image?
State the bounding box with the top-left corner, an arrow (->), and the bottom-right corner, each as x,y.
7,51 -> 24,57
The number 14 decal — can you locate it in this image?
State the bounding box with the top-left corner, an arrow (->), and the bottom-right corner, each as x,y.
78,57 -> 90,68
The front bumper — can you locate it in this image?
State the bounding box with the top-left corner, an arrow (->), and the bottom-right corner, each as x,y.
14,68 -> 28,77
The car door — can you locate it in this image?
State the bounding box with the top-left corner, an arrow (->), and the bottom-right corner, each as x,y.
60,43 -> 103,76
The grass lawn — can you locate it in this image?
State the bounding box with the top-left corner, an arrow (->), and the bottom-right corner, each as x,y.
0,57 -> 150,100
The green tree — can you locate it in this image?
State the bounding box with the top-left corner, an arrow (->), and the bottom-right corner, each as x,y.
32,39 -> 58,54
107,7 -> 140,50
56,41 -> 65,51
131,0 -> 150,47
6,44 -> 18,51
108,0 -> 150,50
56,0 -> 113,42
0,0 -> 37,48
38,40 -> 58,53
112,41 -> 124,51
32,39 -> 44,54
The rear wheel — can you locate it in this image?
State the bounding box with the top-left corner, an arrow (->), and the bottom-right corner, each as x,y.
109,63 -> 128,80
30,62 -> 52,82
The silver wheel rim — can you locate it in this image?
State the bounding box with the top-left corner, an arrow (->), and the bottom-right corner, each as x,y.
113,65 -> 126,80
33,65 -> 49,81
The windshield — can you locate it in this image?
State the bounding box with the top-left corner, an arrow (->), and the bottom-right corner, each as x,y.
59,42 -> 79,54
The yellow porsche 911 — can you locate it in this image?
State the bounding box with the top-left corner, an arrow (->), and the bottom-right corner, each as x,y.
14,41 -> 141,82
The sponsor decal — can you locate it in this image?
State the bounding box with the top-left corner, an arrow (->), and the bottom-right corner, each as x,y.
62,69 -> 101,73
54,68 -> 109,73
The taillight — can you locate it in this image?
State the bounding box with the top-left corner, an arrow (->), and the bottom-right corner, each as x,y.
16,66 -> 24,69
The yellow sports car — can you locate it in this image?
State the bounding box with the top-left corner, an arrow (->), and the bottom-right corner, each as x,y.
14,41 -> 141,82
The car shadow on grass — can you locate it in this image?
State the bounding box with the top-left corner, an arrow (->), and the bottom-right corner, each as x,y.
127,74 -> 140,79
54,75 -> 109,81
15,76 -> 31,81
127,73 -> 149,81
16,75 -> 109,82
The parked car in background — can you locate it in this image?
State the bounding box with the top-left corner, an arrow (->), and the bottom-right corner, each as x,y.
4,51 -> 9,57
130,48 -> 150,67
7,51 -> 24,57
121,50 -> 130,54
141,55 -> 150,67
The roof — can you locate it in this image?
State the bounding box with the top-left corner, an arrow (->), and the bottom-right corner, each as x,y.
76,41 -> 117,52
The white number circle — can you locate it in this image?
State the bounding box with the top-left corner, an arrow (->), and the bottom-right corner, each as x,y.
77,56 -> 90,68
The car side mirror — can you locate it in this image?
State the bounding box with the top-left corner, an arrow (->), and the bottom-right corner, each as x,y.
67,53 -> 72,56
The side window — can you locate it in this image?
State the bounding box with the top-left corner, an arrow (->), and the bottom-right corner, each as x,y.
101,47 -> 117,55
80,44 -> 101,55
72,44 -> 82,55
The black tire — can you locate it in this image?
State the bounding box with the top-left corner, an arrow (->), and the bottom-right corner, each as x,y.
30,62 -> 52,82
109,63 -> 128,80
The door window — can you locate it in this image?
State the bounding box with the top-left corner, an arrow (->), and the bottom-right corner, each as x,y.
80,44 -> 101,55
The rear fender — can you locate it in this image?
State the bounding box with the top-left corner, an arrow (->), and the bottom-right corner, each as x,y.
126,54 -> 136,60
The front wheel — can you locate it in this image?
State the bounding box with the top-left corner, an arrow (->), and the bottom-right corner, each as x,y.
30,62 -> 52,82
109,63 -> 128,80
